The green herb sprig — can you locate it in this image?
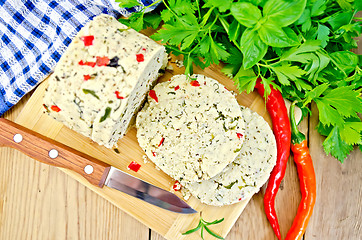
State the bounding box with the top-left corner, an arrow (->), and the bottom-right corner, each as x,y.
182,213 -> 224,240
119,0 -> 362,162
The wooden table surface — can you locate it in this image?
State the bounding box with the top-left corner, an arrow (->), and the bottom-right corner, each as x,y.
1,34 -> 362,240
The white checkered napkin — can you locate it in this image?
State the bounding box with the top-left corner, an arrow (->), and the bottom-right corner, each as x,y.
0,0 -> 159,116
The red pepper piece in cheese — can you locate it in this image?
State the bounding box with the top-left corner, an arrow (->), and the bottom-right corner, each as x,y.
80,35 -> 94,46
172,180 -> 182,191
174,85 -> 180,91
149,90 -> 158,102
83,75 -> 91,81
115,91 -> 124,99
158,137 -> 164,147
237,133 -> 243,139
190,80 -> 200,87
96,56 -> 110,66
136,53 -> 144,62
127,161 -> 141,172
51,105 -> 61,112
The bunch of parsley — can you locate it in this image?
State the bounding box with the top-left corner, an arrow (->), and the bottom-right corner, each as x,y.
118,0 -> 362,162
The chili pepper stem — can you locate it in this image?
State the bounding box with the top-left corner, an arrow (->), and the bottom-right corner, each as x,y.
290,101 -> 306,145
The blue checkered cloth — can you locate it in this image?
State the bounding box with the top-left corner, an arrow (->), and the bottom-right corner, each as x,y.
0,0 -> 158,116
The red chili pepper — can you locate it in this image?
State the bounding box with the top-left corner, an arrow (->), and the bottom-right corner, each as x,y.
149,89 -> 158,102
151,151 -> 156,157
83,75 -> 91,81
80,35 -> 94,46
78,60 -> 96,67
172,180 -> 182,191
255,78 -> 291,240
96,56 -> 110,66
174,85 -> 180,91
285,102 -> 316,240
115,91 -> 124,99
190,80 -> 200,87
136,53 -> 144,62
158,137 -> 164,147
237,133 -> 243,139
50,105 -> 61,112
128,161 -> 141,172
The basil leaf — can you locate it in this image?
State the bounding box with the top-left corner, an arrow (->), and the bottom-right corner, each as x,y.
231,2 -> 262,28
100,107 -> 112,123
240,28 -> 268,69
228,19 -> 241,42
336,0 -> 353,10
330,51 -> 359,75
82,89 -> 100,100
263,0 -> 307,27
327,11 -> 353,30
258,23 -> 299,47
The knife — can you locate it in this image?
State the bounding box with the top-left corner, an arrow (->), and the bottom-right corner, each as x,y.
0,118 -> 196,214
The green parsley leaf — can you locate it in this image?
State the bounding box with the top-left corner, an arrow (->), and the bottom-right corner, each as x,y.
230,2 -> 262,28
340,122 -> 362,145
310,0 -> 327,17
303,83 -> 329,106
315,23 -> 330,47
263,0 -> 307,27
280,40 -> 322,62
323,125 -> 354,162
316,86 -> 362,119
271,63 -> 306,86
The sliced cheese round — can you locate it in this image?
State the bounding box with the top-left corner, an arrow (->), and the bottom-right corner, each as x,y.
184,107 -> 277,206
136,74 -> 245,183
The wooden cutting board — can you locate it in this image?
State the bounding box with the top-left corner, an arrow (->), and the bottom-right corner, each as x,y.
14,53 -> 272,240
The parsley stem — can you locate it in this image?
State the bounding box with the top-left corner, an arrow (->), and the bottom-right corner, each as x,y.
195,0 -> 201,20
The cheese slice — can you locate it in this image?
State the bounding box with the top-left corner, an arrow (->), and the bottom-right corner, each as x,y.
184,107 -> 277,206
136,74 -> 245,183
43,14 -> 167,147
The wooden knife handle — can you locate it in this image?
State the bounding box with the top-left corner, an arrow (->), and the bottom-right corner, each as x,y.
0,118 -> 111,187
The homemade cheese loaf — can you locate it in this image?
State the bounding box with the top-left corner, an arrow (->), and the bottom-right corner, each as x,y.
43,14 -> 167,147
136,74 -> 245,183
184,107 -> 277,206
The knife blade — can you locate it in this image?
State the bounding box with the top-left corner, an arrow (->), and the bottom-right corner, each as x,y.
0,118 -> 196,214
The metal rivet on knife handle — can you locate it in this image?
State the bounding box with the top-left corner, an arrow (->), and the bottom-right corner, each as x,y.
13,133 -> 23,143
48,149 -> 59,159
84,165 -> 94,174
